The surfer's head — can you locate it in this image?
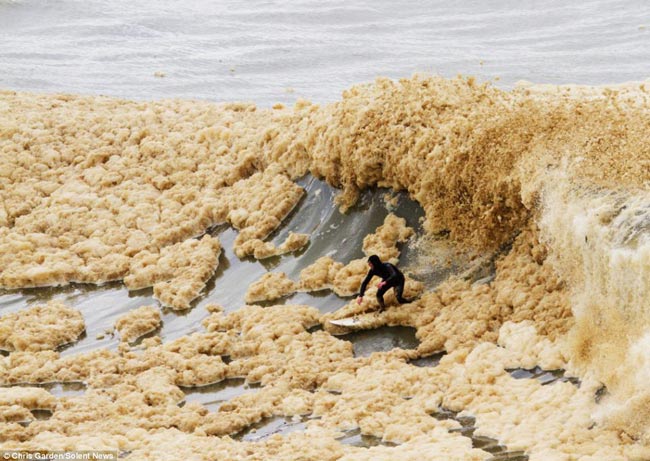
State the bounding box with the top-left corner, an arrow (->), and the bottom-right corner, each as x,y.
368,254 -> 381,269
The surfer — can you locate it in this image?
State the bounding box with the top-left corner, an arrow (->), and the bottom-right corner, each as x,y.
356,255 -> 411,310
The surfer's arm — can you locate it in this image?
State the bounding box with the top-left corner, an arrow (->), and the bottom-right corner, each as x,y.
358,271 -> 373,297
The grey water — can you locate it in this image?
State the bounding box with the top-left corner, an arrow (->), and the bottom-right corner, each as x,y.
1,0 -> 650,107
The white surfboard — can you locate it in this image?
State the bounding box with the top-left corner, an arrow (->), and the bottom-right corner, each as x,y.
328,313 -> 380,329
329,316 -> 362,327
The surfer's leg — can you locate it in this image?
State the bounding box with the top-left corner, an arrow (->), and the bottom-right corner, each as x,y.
394,277 -> 411,304
376,285 -> 389,310
394,282 -> 406,303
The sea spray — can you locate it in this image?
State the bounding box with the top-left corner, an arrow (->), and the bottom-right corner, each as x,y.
540,179 -> 650,440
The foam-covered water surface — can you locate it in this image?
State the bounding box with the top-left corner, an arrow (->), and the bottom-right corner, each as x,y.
3,2 -> 650,458
0,176 -> 427,355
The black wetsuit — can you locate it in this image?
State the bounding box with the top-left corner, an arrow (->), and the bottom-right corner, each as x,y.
359,256 -> 410,309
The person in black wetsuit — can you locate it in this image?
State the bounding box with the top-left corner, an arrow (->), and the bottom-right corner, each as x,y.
356,254 -> 411,311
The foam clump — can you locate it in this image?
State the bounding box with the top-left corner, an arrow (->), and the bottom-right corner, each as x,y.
0,387 -> 57,410
125,235 -> 222,309
241,232 -> 310,260
0,387 -> 57,424
114,305 -> 162,343
0,301 -> 85,352
362,214 -> 414,262
245,272 -> 297,304
224,169 -> 306,258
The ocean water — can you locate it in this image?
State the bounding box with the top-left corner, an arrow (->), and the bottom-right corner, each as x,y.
1,0 -> 650,106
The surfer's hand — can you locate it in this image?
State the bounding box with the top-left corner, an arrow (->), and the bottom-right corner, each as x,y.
377,281 -> 386,289
356,297 -> 362,305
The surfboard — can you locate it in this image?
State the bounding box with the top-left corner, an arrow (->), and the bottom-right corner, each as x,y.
328,313 -> 380,329
329,316 -> 362,327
